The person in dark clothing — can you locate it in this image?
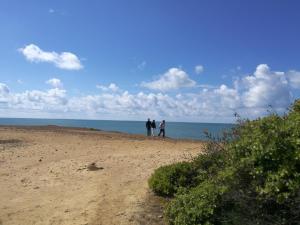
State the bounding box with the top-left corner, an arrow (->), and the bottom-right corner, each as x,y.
158,120 -> 166,138
151,120 -> 156,136
146,118 -> 152,136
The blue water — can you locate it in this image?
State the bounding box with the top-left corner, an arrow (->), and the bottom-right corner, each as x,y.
0,118 -> 235,140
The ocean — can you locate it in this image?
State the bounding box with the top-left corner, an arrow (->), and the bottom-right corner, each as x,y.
0,118 -> 235,141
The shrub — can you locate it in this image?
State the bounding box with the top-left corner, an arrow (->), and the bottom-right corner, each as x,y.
229,113 -> 300,203
150,100 -> 300,225
165,181 -> 228,225
192,150 -> 226,185
148,162 -> 197,197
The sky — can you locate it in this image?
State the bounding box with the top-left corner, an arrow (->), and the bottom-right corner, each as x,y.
0,0 -> 300,122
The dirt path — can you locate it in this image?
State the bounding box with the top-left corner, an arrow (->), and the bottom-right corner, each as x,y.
0,126 -> 203,225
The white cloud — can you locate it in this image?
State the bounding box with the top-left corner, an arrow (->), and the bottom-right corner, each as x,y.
239,64 -> 291,108
46,78 -> 63,89
49,8 -> 55,13
9,88 -> 67,112
108,83 -> 119,92
1,64 -> 300,122
214,84 -> 240,109
18,44 -> 83,70
0,83 -> 9,105
287,70 -> 300,89
141,67 -> 196,91
195,65 -> 204,74
0,83 -> 9,95
4,86 -> 237,121
96,83 -> 120,92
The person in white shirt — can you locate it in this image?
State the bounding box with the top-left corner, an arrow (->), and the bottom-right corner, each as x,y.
158,120 -> 165,138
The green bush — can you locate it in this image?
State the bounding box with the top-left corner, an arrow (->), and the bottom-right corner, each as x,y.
165,181 -> 228,225
229,113 -> 300,203
192,150 -> 226,185
148,162 -> 197,197
149,100 -> 300,225
148,140 -> 228,198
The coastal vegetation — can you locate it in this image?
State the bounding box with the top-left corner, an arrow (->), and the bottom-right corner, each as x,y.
149,100 -> 300,225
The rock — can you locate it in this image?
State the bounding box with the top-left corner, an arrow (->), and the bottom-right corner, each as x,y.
87,162 -> 104,171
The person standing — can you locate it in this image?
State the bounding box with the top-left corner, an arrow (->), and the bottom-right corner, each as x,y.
158,120 -> 165,138
146,118 -> 152,136
151,120 -> 156,136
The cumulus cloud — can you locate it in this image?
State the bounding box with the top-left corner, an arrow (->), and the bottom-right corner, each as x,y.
68,87 -> 243,121
214,84 -> 240,109
0,83 -> 10,104
18,44 -> 83,70
239,64 -> 291,109
287,70 -> 300,89
0,82 -> 246,121
46,78 -> 63,89
195,65 -> 204,74
8,88 -> 67,112
87,65 -> 300,120
1,64 -> 300,122
0,83 -> 9,95
96,83 -> 120,92
141,68 -> 196,91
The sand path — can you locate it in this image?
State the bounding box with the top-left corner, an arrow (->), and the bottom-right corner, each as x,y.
0,126 -> 203,225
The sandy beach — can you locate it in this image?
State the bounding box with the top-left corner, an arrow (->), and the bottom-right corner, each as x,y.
0,126 -> 203,225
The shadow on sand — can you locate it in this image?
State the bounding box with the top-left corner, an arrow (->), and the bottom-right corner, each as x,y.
133,191 -> 168,225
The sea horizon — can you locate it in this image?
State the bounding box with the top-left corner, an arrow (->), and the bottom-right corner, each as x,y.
0,117 -> 235,141
0,116 -> 235,124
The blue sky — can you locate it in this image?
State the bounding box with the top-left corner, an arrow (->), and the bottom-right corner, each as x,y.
0,0 -> 300,122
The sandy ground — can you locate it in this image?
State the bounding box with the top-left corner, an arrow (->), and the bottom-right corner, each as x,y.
0,126 -> 203,225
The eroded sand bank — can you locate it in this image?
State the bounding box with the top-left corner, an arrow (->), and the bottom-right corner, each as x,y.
0,126 -> 203,225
